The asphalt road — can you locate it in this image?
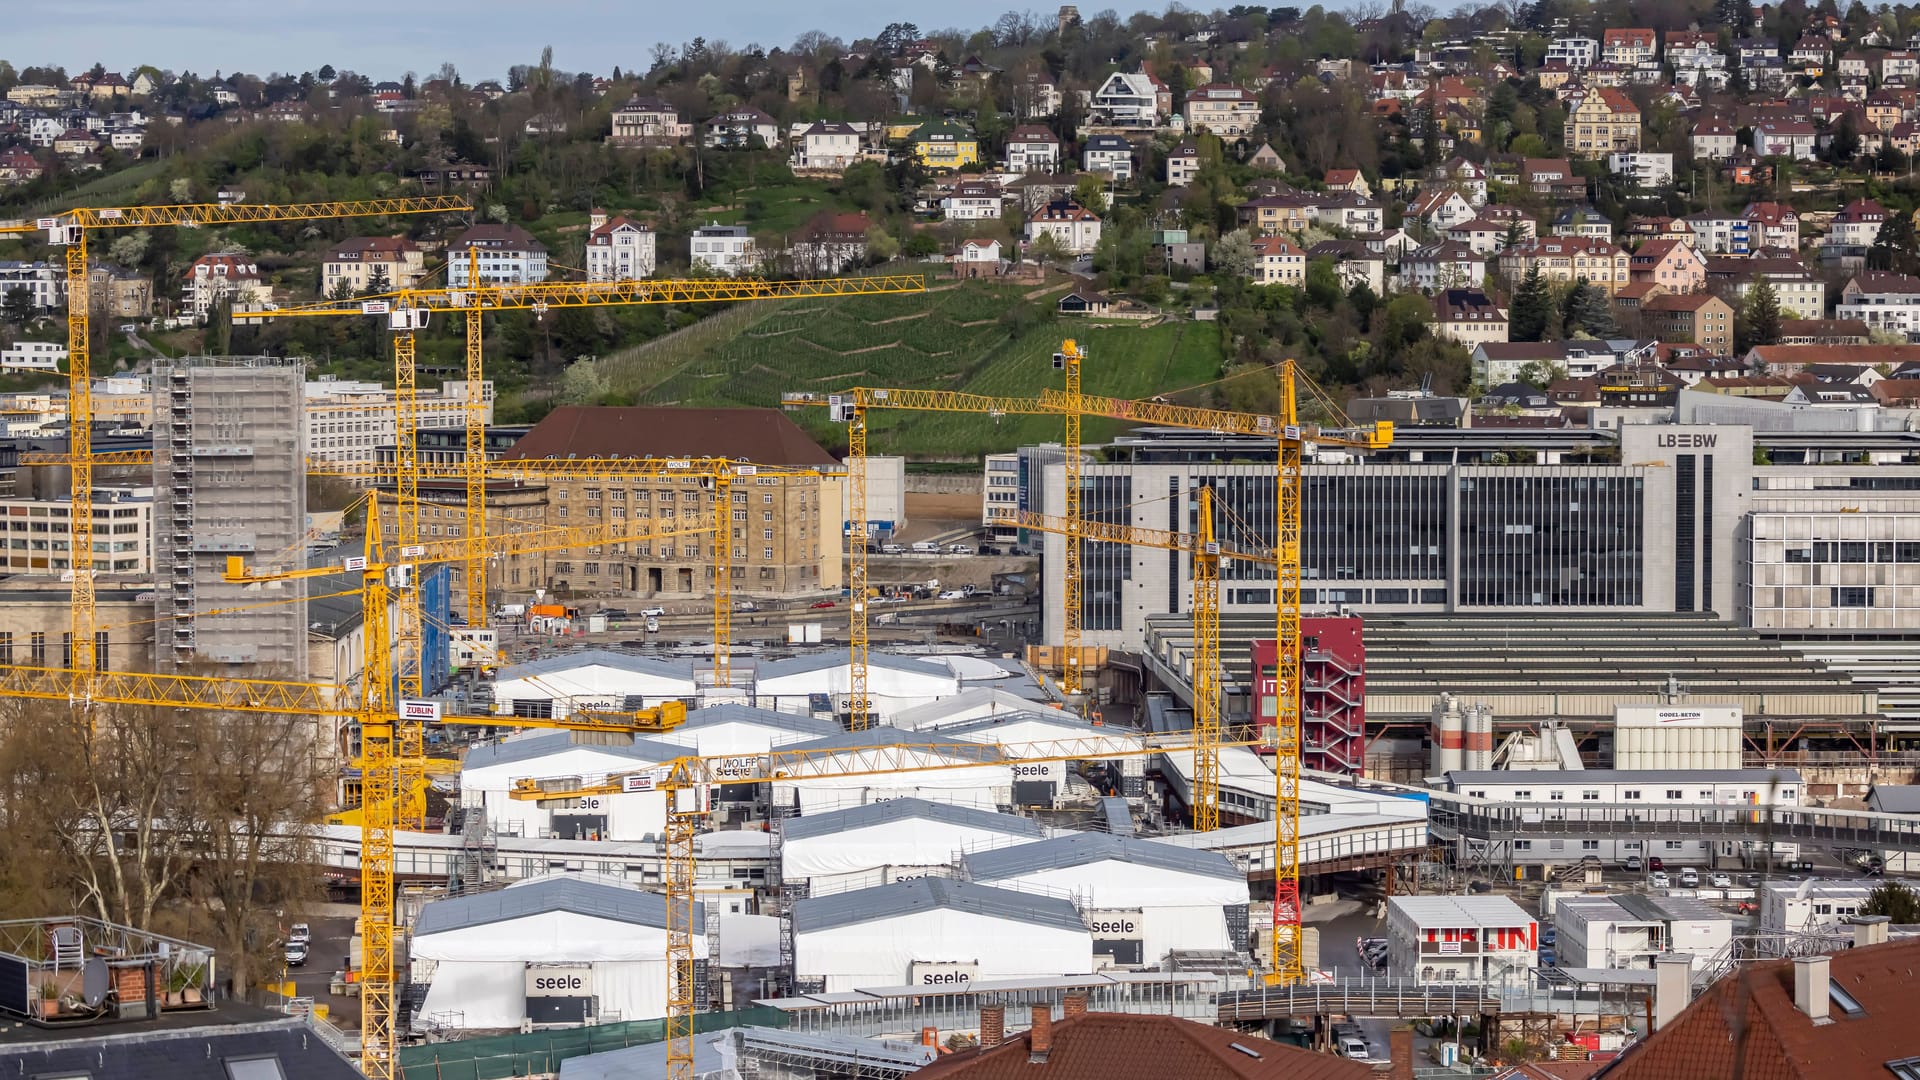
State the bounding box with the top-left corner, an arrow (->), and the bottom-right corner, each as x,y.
281,912 -> 360,1030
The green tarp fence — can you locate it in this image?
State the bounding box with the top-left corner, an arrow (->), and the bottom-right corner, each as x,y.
396,1007 -> 790,1079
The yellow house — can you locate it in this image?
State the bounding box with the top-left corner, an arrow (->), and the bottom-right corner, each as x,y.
884,117 -> 927,142
912,121 -> 980,170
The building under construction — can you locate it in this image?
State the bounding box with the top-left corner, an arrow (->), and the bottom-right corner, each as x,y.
150,356 -> 307,675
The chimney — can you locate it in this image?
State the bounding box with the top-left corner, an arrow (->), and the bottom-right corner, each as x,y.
1850,914 -> 1891,949
1029,1004 -> 1053,1062
1063,991 -> 1088,1018
1653,953 -> 1694,1031
1387,1026 -> 1415,1080
980,1005 -> 1005,1048
1793,955 -> 1831,1023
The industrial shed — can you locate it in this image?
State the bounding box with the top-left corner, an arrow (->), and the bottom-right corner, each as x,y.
409,875 -> 707,1032
752,651 -> 961,721
961,833 -> 1249,967
892,686 -> 1059,731
938,710 -> 1150,806
780,798 -> 1047,895
490,650 -> 697,719
460,732 -> 683,841
642,702 -> 839,756
791,878 -> 1094,993
770,729 -> 1013,814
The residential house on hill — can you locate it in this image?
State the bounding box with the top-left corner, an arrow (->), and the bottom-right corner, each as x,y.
1005,126 -> 1062,172
912,121 -> 979,170
1082,134 -> 1134,179
1089,71 -> 1162,127
182,253 -> 269,319
607,97 -> 691,145
447,225 -> 549,286
793,122 -> 861,170
1837,271 -> 1920,338
1431,288 -> 1510,348
1250,235 -> 1306,286
1502,236 -> 1632,293
1568,87 -> 1641,155
323,236 -> 425,294
942,179 -> 1003,221
705,108 -> 780,149
1630,238 -> 1707,293
1640,292 -> 1735,353
790,211 -> 872,274
1026,200 -> 1102,254
1185,84 -> 1260,136
1166,140 -> 1200,186
690,223 -> 756,276
584,211 -> 657,282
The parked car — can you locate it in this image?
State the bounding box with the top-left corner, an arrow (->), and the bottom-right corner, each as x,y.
811,600 -> 837,609
1649,870 -> 1671,888
284,940 -> 309,967
1539,948 -> 1556,967
880,543 -> 906,555
1647,856 -> 1666,872
947,543 -> 974,555
639,607 -> 666,617
1709,872 -> 1732,888
600,608 -> 630,620
1678,868 -> 1699,888
1623,855 -> 1643,872
911,541 -> 941,554
735,601 -> 757,612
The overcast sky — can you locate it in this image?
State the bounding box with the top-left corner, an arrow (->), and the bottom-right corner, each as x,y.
6,1 -> 1050,82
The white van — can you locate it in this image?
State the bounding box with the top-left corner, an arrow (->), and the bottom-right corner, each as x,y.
911,541 -> 941,554
879,543 -> 907,555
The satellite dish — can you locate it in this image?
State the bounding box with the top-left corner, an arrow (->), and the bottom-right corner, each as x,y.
82,957 -> 109,1007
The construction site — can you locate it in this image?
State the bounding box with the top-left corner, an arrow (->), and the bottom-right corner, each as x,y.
7,199 -> 1920,1080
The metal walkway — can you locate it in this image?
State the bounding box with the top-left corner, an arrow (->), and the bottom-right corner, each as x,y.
1219,980 -> 1501,1021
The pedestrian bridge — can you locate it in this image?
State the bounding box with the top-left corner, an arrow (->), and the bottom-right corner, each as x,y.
1425,794 -> 1920,853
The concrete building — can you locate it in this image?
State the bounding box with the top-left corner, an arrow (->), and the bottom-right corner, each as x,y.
1386,895 -> 1537,982
150,357 -> 306,673
494,406 -> 845,600
0,579 -> 155,672
0,486 -> 150,576
0,261 -> 64,309
1741,512 -> 1920,633
303,377 -> 494,474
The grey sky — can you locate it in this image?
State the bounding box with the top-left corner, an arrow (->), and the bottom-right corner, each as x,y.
5,1 -> 1037,82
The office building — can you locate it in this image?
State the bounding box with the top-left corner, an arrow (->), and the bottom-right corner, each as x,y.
1028,423 -> 1752,649
1385,895 -> 1537,982
303,377 -> 494,475
0,486 -> 150,576
150,357 -> 307,673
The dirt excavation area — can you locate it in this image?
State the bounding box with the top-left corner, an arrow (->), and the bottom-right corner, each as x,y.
894,492 -> 987,542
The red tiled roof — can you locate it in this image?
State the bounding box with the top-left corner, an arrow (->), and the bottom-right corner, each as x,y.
912,1013 -> 1375,1080
1598,939 -> 1920,1080
502,406 -> 839,465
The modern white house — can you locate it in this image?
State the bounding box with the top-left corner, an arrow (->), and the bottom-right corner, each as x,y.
1088,71 -> 1160,127
409,876 -> 707,1031
793,121 -> 862,170
791,878 -> 1094,993
1836,271 -> 1920,338
689,222 -> 758,275
1081,135 -> 1134,180
1005,125 -> 1062,172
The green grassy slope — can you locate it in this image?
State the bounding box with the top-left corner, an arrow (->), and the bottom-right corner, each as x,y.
595,278 -> 1226,458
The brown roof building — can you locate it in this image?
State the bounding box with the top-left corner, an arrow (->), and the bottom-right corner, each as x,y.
497,407 -> 845,599
1599,932 -> 1920,1080
1639,292 -> 1735,353
914,1006 -> 1374,1080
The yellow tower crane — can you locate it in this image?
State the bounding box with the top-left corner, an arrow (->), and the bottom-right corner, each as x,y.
0,493 -> 711,1079
18,197 -> 469,692
508,731 -> 1251,1080
243,272 -> 926,820
786,361 -> 1392,986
